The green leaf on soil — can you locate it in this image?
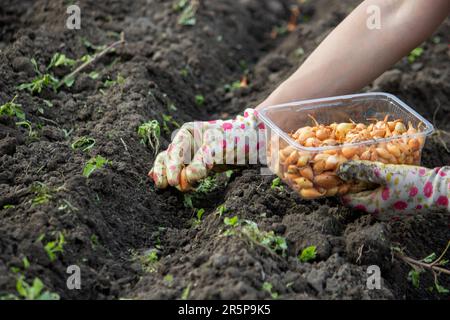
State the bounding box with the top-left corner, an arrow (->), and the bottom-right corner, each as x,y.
71,136 -> 96,152
0,95 -> 25,120
408,47 -> 424,63
47,53 -> 76,70
299,245 -> 317,263
195,94 -> 205,106
82,155 -> 111,178
408,269 -> 421,288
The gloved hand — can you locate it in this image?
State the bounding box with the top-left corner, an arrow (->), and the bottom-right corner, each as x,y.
149,108 -> 266,191
337,160 -> 450,220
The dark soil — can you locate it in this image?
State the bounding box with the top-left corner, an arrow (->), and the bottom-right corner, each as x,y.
0,0 -> 449,300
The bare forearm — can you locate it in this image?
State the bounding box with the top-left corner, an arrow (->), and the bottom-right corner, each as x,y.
257,0 -> 449,110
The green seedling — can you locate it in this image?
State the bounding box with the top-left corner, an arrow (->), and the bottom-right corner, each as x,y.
31,182 -> 52,206
183,194 -> 194,209
224,215 -> 239,227
90,234 -> 99,249
138,120 -> 161,154
16,120 -> 37,137
408,47 -> 424,63
179,67 -> 189,78
131,249 -> 159,273
47,53 -> 76,70
408,269 -> 422,289
71,136 -> 96,152
11,276 -> 60,300
161,114 -> 180,135
223,217 -> 287,256
298,245 -> 317,263
195,94 -> 205,106
39,232 -> 65,262
3,204 -> 15,209
62,128 -> 74,139
173,0 -> 189,11
181,283 -> 191,300
103,74 -> 125,88
81,38 -> 107,52
262,282 -> 279,299
18,73 -> 59,94
58,199 -> 79,213
88,71 -> 100,79
191,208 -> 205,227
22,257 -> 30,269
271,177 -> 284,191
82,155 -> 111,178
0,95 -> 25,120
224,80 -> 241,92
216,204 -> 226,217
177,0 -> 198,26
195,175 -> 219,193
18,59 -> 59,94
163,274 -> 174,285
271,24 -> 289,38
294,47 -> 305,58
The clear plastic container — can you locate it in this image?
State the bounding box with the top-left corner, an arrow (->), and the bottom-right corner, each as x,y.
258,92 -> 435,199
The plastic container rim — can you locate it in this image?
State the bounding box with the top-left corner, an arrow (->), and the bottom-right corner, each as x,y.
258,92 -> 435,152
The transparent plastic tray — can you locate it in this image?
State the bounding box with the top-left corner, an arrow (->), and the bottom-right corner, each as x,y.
258,92 -> 434,199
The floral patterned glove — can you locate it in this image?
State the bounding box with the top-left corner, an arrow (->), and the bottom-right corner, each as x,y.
337,160 -> 450,220
149,108 -> 266,191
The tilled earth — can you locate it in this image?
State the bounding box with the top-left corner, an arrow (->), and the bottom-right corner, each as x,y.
0,0 -> 449,300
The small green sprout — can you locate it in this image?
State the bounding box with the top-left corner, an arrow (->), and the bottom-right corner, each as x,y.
103,74 -> 125,88
224,215 -> 239,227
138,120 -> 161,154
14,276 -> 59,300
262,282 -> 279,299
241,221 -> 287,255
62,128 -> 74,139
145,250 -> 159,264
195,175 -> 218,193
177,1 -> 197,26
83,155 -> 110,178
133,249 -> 159,273
216,204 -> 226,217
299,245 -> 317,263
3,204 -> 15,209
181,283 -> 191,300
16,120 -> 35,137
18,69 -> 59,94
88,71 -> 100,79
195,94 -> 205,106
192,208 -> 205,227
41,232 -> 65,262
179,67 -> 189,78
90,234 -> 99,249
271,177 -> 284,191
163,274 -> 174,285
16,120 -> 37,137
223,218 -> 287,254
183,194 -> 194,209
161,114 -> 180,135
71,136 -> 96,152
31,182 -> 52,206
224,80 -> 241,92
408,47 -> 424,63
47,53 -> 76,70
408,269 -> 421,289
0,95 -> 25,120
173,0 -> 189,11
22,257 -> 30,269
